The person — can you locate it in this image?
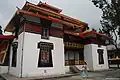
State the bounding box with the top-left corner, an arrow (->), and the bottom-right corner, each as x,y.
81,62 -> 88,79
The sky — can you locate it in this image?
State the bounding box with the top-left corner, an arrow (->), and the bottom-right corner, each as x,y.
0,0 -> 102,30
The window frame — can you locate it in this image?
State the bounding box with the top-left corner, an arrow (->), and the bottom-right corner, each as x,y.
37,42 -> 53,67
65,49 -> 84,66
41,27 -> 49,39
11,42 -> 18,67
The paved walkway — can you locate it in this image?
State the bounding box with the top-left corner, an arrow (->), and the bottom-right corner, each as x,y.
1,73 -> 75,80
1,69 -> 120,80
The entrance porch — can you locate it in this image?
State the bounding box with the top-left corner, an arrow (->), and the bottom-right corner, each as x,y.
64,33 -> 85,72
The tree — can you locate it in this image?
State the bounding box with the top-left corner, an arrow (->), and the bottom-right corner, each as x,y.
91,0 -> 120,50
0,25 -> 3,35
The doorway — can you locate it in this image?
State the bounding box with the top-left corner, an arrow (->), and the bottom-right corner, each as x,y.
65,49 -> 84,66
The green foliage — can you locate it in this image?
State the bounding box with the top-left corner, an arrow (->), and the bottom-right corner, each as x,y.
0,25 -> 3,35
91,0 -> 120,49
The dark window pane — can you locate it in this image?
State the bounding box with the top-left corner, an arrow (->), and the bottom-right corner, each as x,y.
38,49 -> 53,67
11,42 -> 18,67
12,49 -> 17,67
97,49 -> 104,64
41,28 -> 49,39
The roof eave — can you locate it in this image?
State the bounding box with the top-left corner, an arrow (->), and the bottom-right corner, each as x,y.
0,35 -> 15,40
24,2 -> 87,27
38,1 -> 62,13
4,13 -> 17,32
80,30 -> 112,39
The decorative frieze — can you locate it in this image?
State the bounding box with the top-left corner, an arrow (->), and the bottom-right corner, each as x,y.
64,42 -> 84,48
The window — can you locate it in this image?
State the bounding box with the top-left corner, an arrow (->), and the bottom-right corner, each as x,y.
65,49 -> 84,66
38,42 -> 53,67
11,42 -> 18,67
41,28 -> 49,39
40,18 -> 51,39
75,52 -> 79,65
97,49 -> 104,64
65,51 -> 69,65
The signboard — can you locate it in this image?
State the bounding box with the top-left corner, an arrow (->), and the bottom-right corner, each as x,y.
64,42 -> 84,48
0,40 -> 9,64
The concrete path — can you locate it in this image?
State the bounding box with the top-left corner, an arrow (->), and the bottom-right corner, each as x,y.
1,73 -> 75,80
42,69 -> 120,80
1,69 -> 120,80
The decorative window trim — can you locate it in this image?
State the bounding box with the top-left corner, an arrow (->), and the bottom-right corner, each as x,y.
38,42 -> 53,67
97,49 -> 104,64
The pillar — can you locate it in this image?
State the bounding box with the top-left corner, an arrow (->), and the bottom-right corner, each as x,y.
84,44 -> 109,71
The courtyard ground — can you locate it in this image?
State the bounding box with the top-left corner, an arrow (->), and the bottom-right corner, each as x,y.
1,69 -> 120,80
41,69 -> 120,80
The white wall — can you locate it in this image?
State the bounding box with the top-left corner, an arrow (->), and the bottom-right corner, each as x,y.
0,66 -> 8,74
9,32 -> 24,77
84,44 -> 109,71
84,44 -> 93,70
65,66 -> 69,72
22,32 -> 65,77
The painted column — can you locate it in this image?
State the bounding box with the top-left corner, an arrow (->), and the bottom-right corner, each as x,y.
84,44 -> 109,71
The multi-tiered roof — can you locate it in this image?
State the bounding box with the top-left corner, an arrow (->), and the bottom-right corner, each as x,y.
5,1 -> 88,32
4,1 -> 111,43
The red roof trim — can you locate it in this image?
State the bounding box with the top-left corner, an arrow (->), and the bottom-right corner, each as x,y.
94,31 -> 111,38
80,30 -> 111,38
64,31 -> 84,38
61,14 -> 88,26
0,35 -> 14,39
26,2 -> 61,16
38,2 -> 62,13
17,10 -> 83,29
25,2 -> 87,26
17,10 -> 72,27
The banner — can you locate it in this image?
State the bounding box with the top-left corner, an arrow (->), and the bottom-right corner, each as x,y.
0,40 -> 9,64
